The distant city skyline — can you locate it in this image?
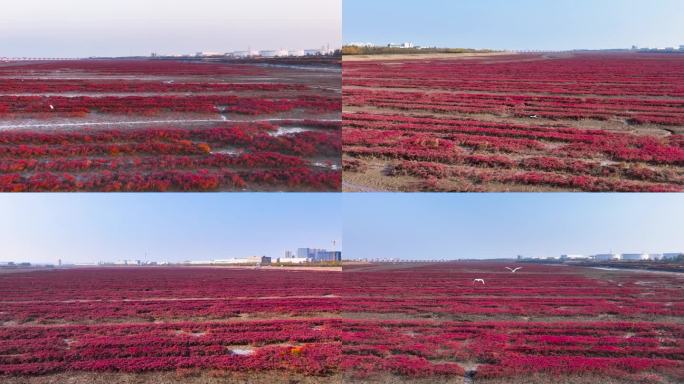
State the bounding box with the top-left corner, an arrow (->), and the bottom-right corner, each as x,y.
0,0 -> 341,58
0,194 -> 341,264
343,194 -> 684,261
344,0 -> 684,51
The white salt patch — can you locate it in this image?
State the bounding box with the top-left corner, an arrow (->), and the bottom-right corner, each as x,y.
230,348 -> 254,356
268,127 -> 311,137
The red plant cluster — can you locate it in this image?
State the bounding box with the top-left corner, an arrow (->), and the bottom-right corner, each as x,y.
0,122 -> 341,191
338,262 -> 684,381
388,161 -> 681,192
0,60 -> 269,77
2,264 -> 684,381
343,112 -> 684,191
345,88 -> 684,126
0,59 -> 341,191
0,320 -> 341,376
343,53 -> 684,191
0,95 -> 338,117
344,53 -> 684,101
0,268 -> 345,377
0,79 -> 307,94
0,268 -> 344,303
340,319 -> 684,380
0,59 -> 339,120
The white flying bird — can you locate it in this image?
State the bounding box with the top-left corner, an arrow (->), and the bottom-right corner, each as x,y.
505,267 -> 523,273
473,278 -> 485,285
529,115 -> 538,119
49,104 -> 54,110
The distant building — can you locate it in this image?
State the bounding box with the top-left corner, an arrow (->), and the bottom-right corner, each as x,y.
259,49 -> 289,57
297,248 -> 312,258
230,50 -> 259,58
295,248 -> 341,263
278,257 -> 309,264
621,253 -> 650,261
115,260 -> 141,266
317,251 -> 342,262
560,254 -> 590,261
388,42 -> 415,49
195,51 -> 222,57
288,49 -> 305,57
297,248 -> 321,260
663,252 -> 683,260
347,42 -> 375,48
213,256 -> 271,265
593,253 -> 620,262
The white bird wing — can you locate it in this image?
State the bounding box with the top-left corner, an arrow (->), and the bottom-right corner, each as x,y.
505,267 -> 513,271
513,267 -> 522,272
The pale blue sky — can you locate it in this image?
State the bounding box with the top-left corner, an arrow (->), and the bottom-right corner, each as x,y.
0,194 -> 341,264
344,0 -> 684,50
343,194 -> 684,260
0,0 -> 341,57
2,194 -> 682,263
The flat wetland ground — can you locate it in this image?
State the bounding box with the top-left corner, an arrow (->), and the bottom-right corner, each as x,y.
343,52 -> 684,192
1,262 -> 682,383
0,58 -> 341,192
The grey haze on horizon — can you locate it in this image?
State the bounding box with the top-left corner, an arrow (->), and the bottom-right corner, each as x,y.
0,0 -> 341,58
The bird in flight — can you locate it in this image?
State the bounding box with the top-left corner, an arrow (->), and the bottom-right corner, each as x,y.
505,267 -> 522,273
473,278 -> 485,285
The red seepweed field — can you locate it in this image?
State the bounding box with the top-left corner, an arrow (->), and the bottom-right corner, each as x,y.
0,267 -> 344,384
342,262 -> 684,383
0,59 -> 341,192
1,263 -> 683,383
343,53 -> 684,192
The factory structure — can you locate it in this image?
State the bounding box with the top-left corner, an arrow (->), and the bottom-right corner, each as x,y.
520,252 -> 683,262
630,45 -> 684,53
387,42 -> 416,49
177,247 -> 341,265
191,45 -> 336,59
183,256 -> 272,266
345,42 -> 419,49
156,248 -> 342,266
277,248 -> 342,264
